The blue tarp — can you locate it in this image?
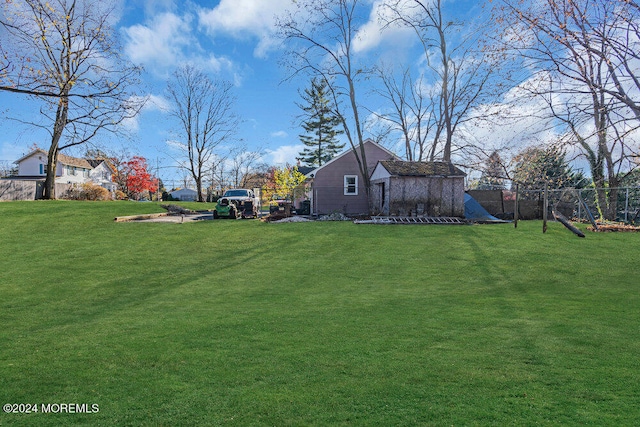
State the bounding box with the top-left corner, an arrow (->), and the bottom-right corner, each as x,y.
464,193 -> 507,222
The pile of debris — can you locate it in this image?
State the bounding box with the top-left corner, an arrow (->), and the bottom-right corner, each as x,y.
161,204 -> 199,215
587,223 -> 640,232
272,216 -> 312,223
261,213 -> 288,222
317,212 -> 351,221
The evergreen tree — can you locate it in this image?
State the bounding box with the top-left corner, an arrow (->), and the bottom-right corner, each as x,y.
297,78 -> 344,167
477,151 -> 506,190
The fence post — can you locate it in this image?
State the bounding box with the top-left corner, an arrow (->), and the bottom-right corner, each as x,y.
543,183 -> 548,233
625,188 -> 629,223
514,184 -> 519,228
577,189 -> 581,221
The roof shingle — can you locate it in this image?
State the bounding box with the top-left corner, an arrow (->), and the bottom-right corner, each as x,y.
379,160 -> 466,177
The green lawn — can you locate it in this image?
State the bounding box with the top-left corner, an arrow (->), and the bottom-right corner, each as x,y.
1,201 -> 639,425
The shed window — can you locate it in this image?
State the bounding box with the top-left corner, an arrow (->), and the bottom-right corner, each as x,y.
344,175 -> 358,195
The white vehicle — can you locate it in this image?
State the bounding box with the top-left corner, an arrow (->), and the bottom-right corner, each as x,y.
214,189 -> 261,219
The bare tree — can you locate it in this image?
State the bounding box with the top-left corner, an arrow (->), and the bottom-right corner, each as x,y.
496,0 -> 640,219
227,145 -> 263,189
0,160 -> 15,177
166,65 -> 239,202
573,0 -> 640,121
207,153 -> 228,198
382,0 -> 498,163
1,0 -> 144,199
278,0 -> 374,209
372,65 -> 436,161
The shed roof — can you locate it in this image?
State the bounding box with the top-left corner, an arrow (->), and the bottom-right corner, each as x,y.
377,160 -> 466,177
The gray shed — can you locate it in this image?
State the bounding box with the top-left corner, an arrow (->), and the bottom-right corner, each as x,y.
370,160 -> 466,217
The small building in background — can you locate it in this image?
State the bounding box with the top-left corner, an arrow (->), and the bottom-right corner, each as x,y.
370,160 -> 466,217
169,188 -> 198,201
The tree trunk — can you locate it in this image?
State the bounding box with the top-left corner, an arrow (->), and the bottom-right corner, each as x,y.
196,177 -> 204,202
42,98 -> 69,200
42,145 -> 59,200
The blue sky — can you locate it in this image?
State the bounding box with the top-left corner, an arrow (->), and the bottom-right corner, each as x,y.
0,0 -> 501,186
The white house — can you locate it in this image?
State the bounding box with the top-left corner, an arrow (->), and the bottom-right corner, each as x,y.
88,159 -> 117,193
170,188 -> 198,201
13,149 -> 115,191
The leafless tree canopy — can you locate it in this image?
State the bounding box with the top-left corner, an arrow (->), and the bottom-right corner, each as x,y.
227,145 -> 264,189
371,65 -> 437,162
379,0 -> 500,164
166,65 -> 239,202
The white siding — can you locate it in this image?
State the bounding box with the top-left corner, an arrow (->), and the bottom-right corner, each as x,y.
89,163 -> 116,190
60,165 -> 88,184
17,154 -> 48,176
369,163 -> 391,181
16,152 -> 92,184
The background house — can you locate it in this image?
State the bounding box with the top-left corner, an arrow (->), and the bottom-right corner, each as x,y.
15,149 -> 93,184
88,159 -> 117,193
306,139 -> 400,216
370,160 -> 466,217
4,149 -> 118,200
169,188 -> 198,201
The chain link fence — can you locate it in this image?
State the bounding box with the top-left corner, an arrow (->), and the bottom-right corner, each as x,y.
469,187 -> 640,224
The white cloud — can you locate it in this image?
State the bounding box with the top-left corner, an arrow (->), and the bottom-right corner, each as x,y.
120,94 -> 171,132
198,0 -> 293,57
270,131 -> 289,138
145,94 -> 171,112
140,0 -> 176,17
122,12 -> 235,75
194,55 -> 236,76
352,0 -> 416,54
123,12 -> 192,68
265,144 -> 304,166
166,139 -> 187,152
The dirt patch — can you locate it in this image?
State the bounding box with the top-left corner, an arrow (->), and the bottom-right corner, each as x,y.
136,213 -> 214,223
115,212 -> 214,223
115,204 -> 216,223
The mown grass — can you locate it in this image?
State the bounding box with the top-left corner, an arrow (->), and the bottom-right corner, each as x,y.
0,200 -> 639,425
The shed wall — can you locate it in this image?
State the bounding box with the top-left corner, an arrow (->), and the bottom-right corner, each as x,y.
371,176 -> 465,217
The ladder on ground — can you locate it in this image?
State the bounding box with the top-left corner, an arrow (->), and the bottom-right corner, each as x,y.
366,216 -> 466,225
